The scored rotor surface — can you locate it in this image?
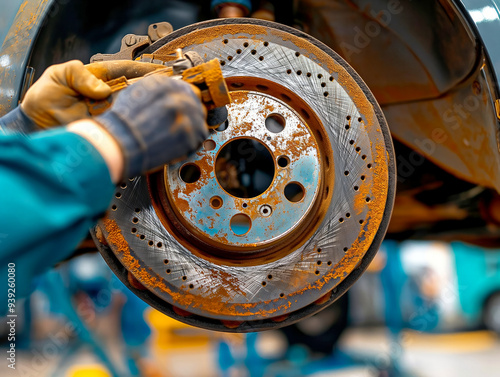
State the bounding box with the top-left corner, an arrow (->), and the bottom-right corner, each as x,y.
97,20 -> 393,326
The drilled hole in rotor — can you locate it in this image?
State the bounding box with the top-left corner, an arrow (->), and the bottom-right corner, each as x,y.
317,248 -> 322,253
349,140 -> 355,145
265,113 -> 286,133
256,84 -> 269,91
189,284 -> 194,289
268,274 -> 273,280
236,49 -> 242,54
164,259 -> 169,264
361,175 -> 366,181
135,208 -> 141,213
115,192 -> 121,198
230,82 -> 244,88
344,170 -> 349,176
286,69 -> 292,74
295,51 -> 300,57
242,203 -> 248,208
339,218 -> 344,223
315,270 -> 320,275
343,247 -> 348,252
131,228 -> 137,233
346,213 -> 351,218
356,147 -> 361,152
157,242 -> 162,248
306,72 -> 312,77
264,41 -> 269,46
280,293 -> 285,298
297,70 -> 302,75
362,155 -> 367,160
324,92 -> 329,97
166,269 -> 171,274
259,56 -> 264,61
354,186 -> 359,191
182,276 -> 187,281
367,163 -> 372,169
132,217 -> 139,224
317,261 -> 322,265
220,61 -> 226,66
359,219 -> 364,224
284,182 -> 305,202
180,163 -> 201,183
223,39 -> 228,44
366,197 -> 371,202
243,42 -> 249,47
281,93 -> 291,102
358,117 -> 363,122
216,119 -> 229,132
262,281 -> 267,286
345,124 -> 350,130
251,49 -> 257,55
204,140 -> 216,151
327,261 -> 332,266
210,196 -> 223,209
227,56 -> 233,61
148,240 -> 153,246
346,115 -> 351,120
321,82 -> 326,87
230,214 -> 252,236
120,182 -> 127,189
140,235 -> 145,240
317,74 -> 323,79
277,156 -> 290,168
111,204 -> 117,211
330,76 -> 334,81
216,138 -> 274,198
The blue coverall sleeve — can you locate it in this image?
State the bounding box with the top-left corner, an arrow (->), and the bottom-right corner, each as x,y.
0,125 -> 115,312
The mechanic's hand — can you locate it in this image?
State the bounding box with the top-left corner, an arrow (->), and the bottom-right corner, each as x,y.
94,75 -> 208,179
21,60 -> 112,128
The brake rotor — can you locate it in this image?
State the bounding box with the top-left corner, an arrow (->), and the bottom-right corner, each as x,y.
94,19 -> 395,332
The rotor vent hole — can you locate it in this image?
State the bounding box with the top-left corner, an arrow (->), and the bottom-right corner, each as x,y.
220,61 -> 226,66
132,217 -> 139,224
346,213 -> 351,218
295,51 -> 300,57
315,270 -> 320,275
148,240 -> 154,246
362,155 -> 367,160
317,74 -> 323,79
111,204 -> 117,211
157,242 -> 163,248
329,76 -> 334,81
251,49 -> 257,55
367,163 -> 372,169
230,82 -> 244,88
204,140 -> 216,151
265,114 -> 286,133
135,208 -> 141,213
349,140 -> 355,145
281,93 -> 291,102
344,171 -> 349,176
306,72 -> 312,77
180,163 -> 201,183
236,49 -> 242,54
300,109 -> 311,120
321,82 -> 326,87
354,186 -> 359,191
182,276 -> 187,281
366,197 -> 371,202
346,116 -> 351,120
131,228 -> 137,234
284,182 -> 305,202
242,203 -> 248,208
243,42 -> 249,47
278,156 -> 290,168
280,293 -> 285,298
287,69 -> 292,74
327,261 -> 332,266
361,175 -> 366,181
227,56 -> 233,61
140,235 -> 145,240
356,147 -> 361,152
256,84 -> 269,91
264,41 -> 269,47
268,274 -> 273,280
324,92 -> 329,97
216,119 -> 229,131
317,261 -> 322,266
359,219 -> 364,224
120,182 -> 127,189
115,192 -> 122,198
210,196 -> 223,209
262,281 -> 267,287
189,284 -> 194,289
297,70 -> 302,75
164,259 -> 169,264
358,117 -> 363,122
259,56 -> 264,61
339,218 -> 344,223
230,214 -> 252,236
223,39 -> 228,44
166,269 -> 171,274
343,247 -> 348,252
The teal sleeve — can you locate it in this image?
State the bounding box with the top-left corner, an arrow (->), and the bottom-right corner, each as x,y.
0,127 -> 115,312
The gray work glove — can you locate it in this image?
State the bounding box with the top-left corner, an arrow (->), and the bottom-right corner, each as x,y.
94,75 -> 208,179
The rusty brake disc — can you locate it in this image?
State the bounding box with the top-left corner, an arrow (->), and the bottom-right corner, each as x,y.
93,19 -> 396,332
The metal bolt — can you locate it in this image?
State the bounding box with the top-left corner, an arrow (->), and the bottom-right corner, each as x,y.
124,34 -> 137,47
259,204 -> 272,217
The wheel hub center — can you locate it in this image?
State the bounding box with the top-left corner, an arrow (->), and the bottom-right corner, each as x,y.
163,90 -> 323,252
